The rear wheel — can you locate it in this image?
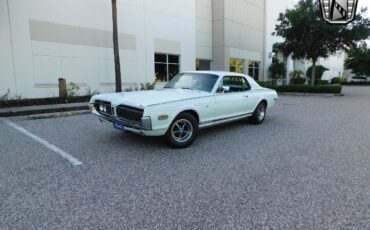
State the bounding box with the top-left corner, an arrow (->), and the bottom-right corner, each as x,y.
165,113 -> 198,148
250,102 -> 267,125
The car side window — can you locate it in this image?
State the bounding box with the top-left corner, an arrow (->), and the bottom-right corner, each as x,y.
223,76 -> 251,93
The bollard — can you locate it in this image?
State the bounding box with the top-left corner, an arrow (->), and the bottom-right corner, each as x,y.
59,78 -> 67,98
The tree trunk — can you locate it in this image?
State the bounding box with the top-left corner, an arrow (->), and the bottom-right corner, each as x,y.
311,59 -> 317,86
112,0 -> 122,92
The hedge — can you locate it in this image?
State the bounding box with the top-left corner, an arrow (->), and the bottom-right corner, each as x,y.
263,85 -> 342,94
257,81 -> 276,88
0,96 -> 91,108
290,77 -> 306,85
316,80 -> 330,85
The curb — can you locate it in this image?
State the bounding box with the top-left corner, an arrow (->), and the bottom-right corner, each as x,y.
28,110 -> 91,120
0,105 -> 89,117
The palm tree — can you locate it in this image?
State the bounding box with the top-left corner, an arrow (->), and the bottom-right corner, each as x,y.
111,0 -> 122,92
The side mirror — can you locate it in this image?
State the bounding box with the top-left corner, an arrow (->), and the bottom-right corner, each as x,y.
216,86 -> 230,94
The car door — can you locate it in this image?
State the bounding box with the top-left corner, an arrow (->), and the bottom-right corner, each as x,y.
213,76 -> 252,121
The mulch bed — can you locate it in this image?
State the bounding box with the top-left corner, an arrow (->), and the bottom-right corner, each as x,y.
0,96 -> 91,108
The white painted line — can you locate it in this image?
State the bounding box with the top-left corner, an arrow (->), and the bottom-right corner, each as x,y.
4,119 -> 82,166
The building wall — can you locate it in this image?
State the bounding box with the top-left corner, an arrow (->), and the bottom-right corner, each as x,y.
212,0 -> 265,80
2,0 -> 196,98
196,0 -> 212,60
2,0 -> 269,98
265,0 -> 296,82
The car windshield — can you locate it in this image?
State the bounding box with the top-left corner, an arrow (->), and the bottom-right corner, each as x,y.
164,73 -> 219,93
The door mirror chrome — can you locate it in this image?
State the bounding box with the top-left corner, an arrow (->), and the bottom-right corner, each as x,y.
216,86 -> 230,94
222,86 -> 230,92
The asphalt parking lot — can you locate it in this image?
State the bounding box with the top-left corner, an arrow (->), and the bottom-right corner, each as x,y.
1,86 -> 370,229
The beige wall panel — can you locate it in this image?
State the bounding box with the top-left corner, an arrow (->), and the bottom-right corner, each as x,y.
154,38 -> 181,54
29,20 -> 136,50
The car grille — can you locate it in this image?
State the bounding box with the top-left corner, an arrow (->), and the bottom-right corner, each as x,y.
116,105 -> 144,123
94,100 -> 112,115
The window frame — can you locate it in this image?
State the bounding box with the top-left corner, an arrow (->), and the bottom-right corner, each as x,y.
196,59 -> 212,71
248,60 -> 261,81
219,75 -> 251,94
154,53 -> 180,82
229,58 -> 245,74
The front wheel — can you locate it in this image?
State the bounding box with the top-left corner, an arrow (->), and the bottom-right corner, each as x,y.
165,113 -> 198,148
250,102 -> 267,125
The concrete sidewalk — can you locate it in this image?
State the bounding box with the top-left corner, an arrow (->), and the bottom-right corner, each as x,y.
0,102 -> 89,117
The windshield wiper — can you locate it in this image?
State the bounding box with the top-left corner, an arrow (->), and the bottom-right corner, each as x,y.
164,86 -> 174,89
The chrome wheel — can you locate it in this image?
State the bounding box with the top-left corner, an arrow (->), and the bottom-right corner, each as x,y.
171,119 -> 193,143
257,104 -> 266,121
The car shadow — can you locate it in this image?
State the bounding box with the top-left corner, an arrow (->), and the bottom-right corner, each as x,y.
104,117 -> 275,151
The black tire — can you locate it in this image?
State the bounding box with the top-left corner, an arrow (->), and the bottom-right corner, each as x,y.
165,112 -> 198,148
250,102 -> 267,125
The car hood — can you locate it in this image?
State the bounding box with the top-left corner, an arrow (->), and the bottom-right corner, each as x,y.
90,89 -> 211,108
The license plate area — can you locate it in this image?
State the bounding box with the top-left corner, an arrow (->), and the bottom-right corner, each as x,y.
113,121 -> 125,131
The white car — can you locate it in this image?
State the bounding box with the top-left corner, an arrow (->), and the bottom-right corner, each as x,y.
90,71 -> 278,148
351,76 -> 370,82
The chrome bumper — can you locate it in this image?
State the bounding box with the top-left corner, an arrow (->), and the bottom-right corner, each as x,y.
92,110 -> 152,132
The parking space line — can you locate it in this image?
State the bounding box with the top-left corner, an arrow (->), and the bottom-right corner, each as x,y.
4,119 -> 82,166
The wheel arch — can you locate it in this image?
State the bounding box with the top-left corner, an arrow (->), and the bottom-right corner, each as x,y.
254,99 -> 268,111
175,109 -> 200,124
259,99 -> 268,106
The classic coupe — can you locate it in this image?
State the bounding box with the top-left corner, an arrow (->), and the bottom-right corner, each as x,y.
90,71 -> 278,148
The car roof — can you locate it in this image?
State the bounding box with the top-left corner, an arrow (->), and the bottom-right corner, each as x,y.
182,71 -> 247,77
181,71 -> 262,89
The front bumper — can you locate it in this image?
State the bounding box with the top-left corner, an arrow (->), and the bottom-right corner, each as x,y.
92,111 -> 164,136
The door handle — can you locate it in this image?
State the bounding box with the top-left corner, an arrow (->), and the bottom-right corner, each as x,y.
244,95 -> 249,98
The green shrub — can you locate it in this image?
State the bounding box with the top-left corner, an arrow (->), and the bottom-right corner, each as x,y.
257,81 -> 276,88
290,70 -> 305,79
86,87 -> 100,96
140,82 -> 156,90
263,84 -> 342,94
274,85 -> 342,94
332,77 -> 347,85
316,80 -> 329,85
0,89 -> 11,101
345,82 -> 370,86
306,65 -> 329,80
67,82 -> 80,98
290,77 -> 306,85
268,58 -> 286,81
339,78 -> 348,85
0,89 -> 23,102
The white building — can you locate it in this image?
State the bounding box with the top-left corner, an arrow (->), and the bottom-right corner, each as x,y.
1,0 -> 349,99
0,0 -> 267,98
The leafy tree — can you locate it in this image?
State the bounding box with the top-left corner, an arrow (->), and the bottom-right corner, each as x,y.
345,43 -> 370,76
306,65 -> 329,81
273,0 -> 370,85
112,0 -> 122,92
269,58 -> 287,82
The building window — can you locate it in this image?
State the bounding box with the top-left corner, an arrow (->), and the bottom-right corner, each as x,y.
196,59 -> 211,71
155,53 -> 180,82
229,58 -> 244,73
248,60 -> 260,81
